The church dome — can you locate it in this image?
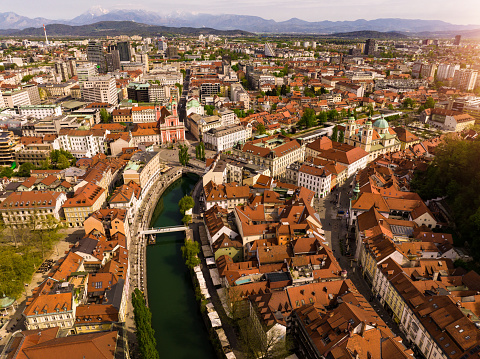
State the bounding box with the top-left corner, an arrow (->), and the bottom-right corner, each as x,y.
373,117 -> 389,129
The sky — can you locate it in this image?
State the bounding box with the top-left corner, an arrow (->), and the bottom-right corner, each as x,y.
5,0 -> 480,24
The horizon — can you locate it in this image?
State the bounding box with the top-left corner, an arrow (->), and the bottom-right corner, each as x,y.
4,1 -> 480,26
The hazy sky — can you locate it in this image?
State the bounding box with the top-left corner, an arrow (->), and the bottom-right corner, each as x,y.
6,0 -> 480,24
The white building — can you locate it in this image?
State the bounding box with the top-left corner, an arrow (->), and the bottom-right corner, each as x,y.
81,76 -> 118,105
203,124 -> 251,153
297,163 -> 332,198
76,63 -> 98,84
436,63 -> 460,81
230,83 -> 250,109
2,89 -> 31,107
131,106 -> 156,123
18,105 -> 62,119
217,108 -> 238,127
56,129 -> 110,158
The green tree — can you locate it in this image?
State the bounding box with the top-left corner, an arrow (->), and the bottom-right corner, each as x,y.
331,126 -> 338,142
181,238 -> 201,269
327,109 -> 339,121
178,195 -> 195,215
403,98 -> 416,109
338,130 -> 345,143
204,105 -> 215,116
21,74 -> 34,82
178,144 -> 190,166
256,123 -> 267,135
0,167 -> 14,178
298,108 -> 317,129
99,108 -> 112,123
182,215 -> 192,225
17,162 -> 35,177
425,97 -> 436,109
317,111 -> 328,124
195,142 -> 205,161
50,149 -> 75,169
131,289 -> 160,359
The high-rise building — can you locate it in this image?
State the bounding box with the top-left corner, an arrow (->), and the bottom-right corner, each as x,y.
364,39 -> 378,55
77,63 -> 98,85
454,35 -> 462,46
420,63 -> 437,79
106,47 -> 121,72
117,41 -> 132,62
157,37 -> 167,51
55,61 -> 70,82
166,46 -> 179,59
86,40 -> 106,73
264,43 -> 275,57
453,69 -> 478,91
437,63 -> 460,81
81,76 -> 118,105
134,52 -> 149,73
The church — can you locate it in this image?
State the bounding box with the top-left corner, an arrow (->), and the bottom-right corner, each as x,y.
342,115 -> 401,161
155,99 -> 186,144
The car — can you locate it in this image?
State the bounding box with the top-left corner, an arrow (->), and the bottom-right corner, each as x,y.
337,210 -> 345,215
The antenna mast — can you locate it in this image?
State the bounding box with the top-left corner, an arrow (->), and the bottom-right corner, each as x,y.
43,24 -> 49,45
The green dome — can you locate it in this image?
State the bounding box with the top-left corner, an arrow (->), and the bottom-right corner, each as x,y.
0,294 -> 15,308
373,117 -> 389,129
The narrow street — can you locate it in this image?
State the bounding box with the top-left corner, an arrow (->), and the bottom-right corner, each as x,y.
315,179 -> 407,342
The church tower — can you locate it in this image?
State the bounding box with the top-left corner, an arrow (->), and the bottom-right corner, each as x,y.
361,117 -> 373,152
345,116 -> 356,145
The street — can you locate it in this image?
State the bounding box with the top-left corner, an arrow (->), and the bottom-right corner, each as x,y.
315,179 -> 407,341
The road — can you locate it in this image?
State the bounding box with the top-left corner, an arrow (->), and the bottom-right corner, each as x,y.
315,179 -> 407,341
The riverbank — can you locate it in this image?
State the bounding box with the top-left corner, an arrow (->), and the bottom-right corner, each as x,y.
146,174 -> 216,358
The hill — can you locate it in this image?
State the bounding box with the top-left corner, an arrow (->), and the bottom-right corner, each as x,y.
0,21 -> 253,37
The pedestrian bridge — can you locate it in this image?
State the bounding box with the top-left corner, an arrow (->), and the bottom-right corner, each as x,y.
140,226 -> 188,235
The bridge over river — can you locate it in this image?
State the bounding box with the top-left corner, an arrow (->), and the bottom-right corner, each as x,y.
140,225 -> 187,235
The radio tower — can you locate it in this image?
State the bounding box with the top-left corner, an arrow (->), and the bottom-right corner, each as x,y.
43,24 -> 49,45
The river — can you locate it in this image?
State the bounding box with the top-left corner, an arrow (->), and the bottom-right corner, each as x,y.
146,174 -> 216,359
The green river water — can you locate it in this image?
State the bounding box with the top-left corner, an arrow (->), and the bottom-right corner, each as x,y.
146,174 -> 216,359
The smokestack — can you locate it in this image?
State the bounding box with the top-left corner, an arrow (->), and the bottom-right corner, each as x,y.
43,24 -> 49,45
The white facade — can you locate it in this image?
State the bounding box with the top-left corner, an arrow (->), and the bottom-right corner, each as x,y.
2,90 -> 31,107
203,125 -> 251,153
18,105 -> 62,119
81,76 -> 118,105
77,63 -> 98,84
453,69 -> 478,91
131,107 -> 156,123
436,63 -> 460,81
297,165 -> 332,198
56,130 -> 110,158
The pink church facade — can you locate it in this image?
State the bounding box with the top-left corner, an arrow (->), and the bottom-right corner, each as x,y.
156,101 -> 186,144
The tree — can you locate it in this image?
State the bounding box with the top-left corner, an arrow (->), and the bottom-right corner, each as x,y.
204,105 -> 215,116
175,82 -> 183,95
17,162 -> 35,177
182,215 -> 192,225
99,108 -> 112,123
257,123 -> 267,135
331,126 -> 338,142
338,130 -> 345,143
181,238 -> 201,269
50,150 -> 75,169
178,144 -> 190,166
298,108 -> 317,129
316,111 -> 328,124
21,74 -> 34,83
178,195 -> 195,215
425,97 -> 436,109
131,289 -> 160,359
0,167 -> 14,178
403,98 -> 416,109
327,109 -> 339,121
195,142 -> 205,161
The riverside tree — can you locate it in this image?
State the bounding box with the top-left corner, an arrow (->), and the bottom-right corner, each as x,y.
178,144 -> 190,166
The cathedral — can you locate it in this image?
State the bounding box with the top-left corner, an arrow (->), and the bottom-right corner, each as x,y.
342,115 -> 401,161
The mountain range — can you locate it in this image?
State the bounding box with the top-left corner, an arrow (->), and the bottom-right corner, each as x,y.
0,21 -> 253,37
1,7 -> 480,35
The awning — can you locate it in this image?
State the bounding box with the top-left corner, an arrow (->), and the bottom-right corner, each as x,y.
208,311 -> 221,327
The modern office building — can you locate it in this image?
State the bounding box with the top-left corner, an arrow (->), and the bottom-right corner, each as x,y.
86,40 -> 106,73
